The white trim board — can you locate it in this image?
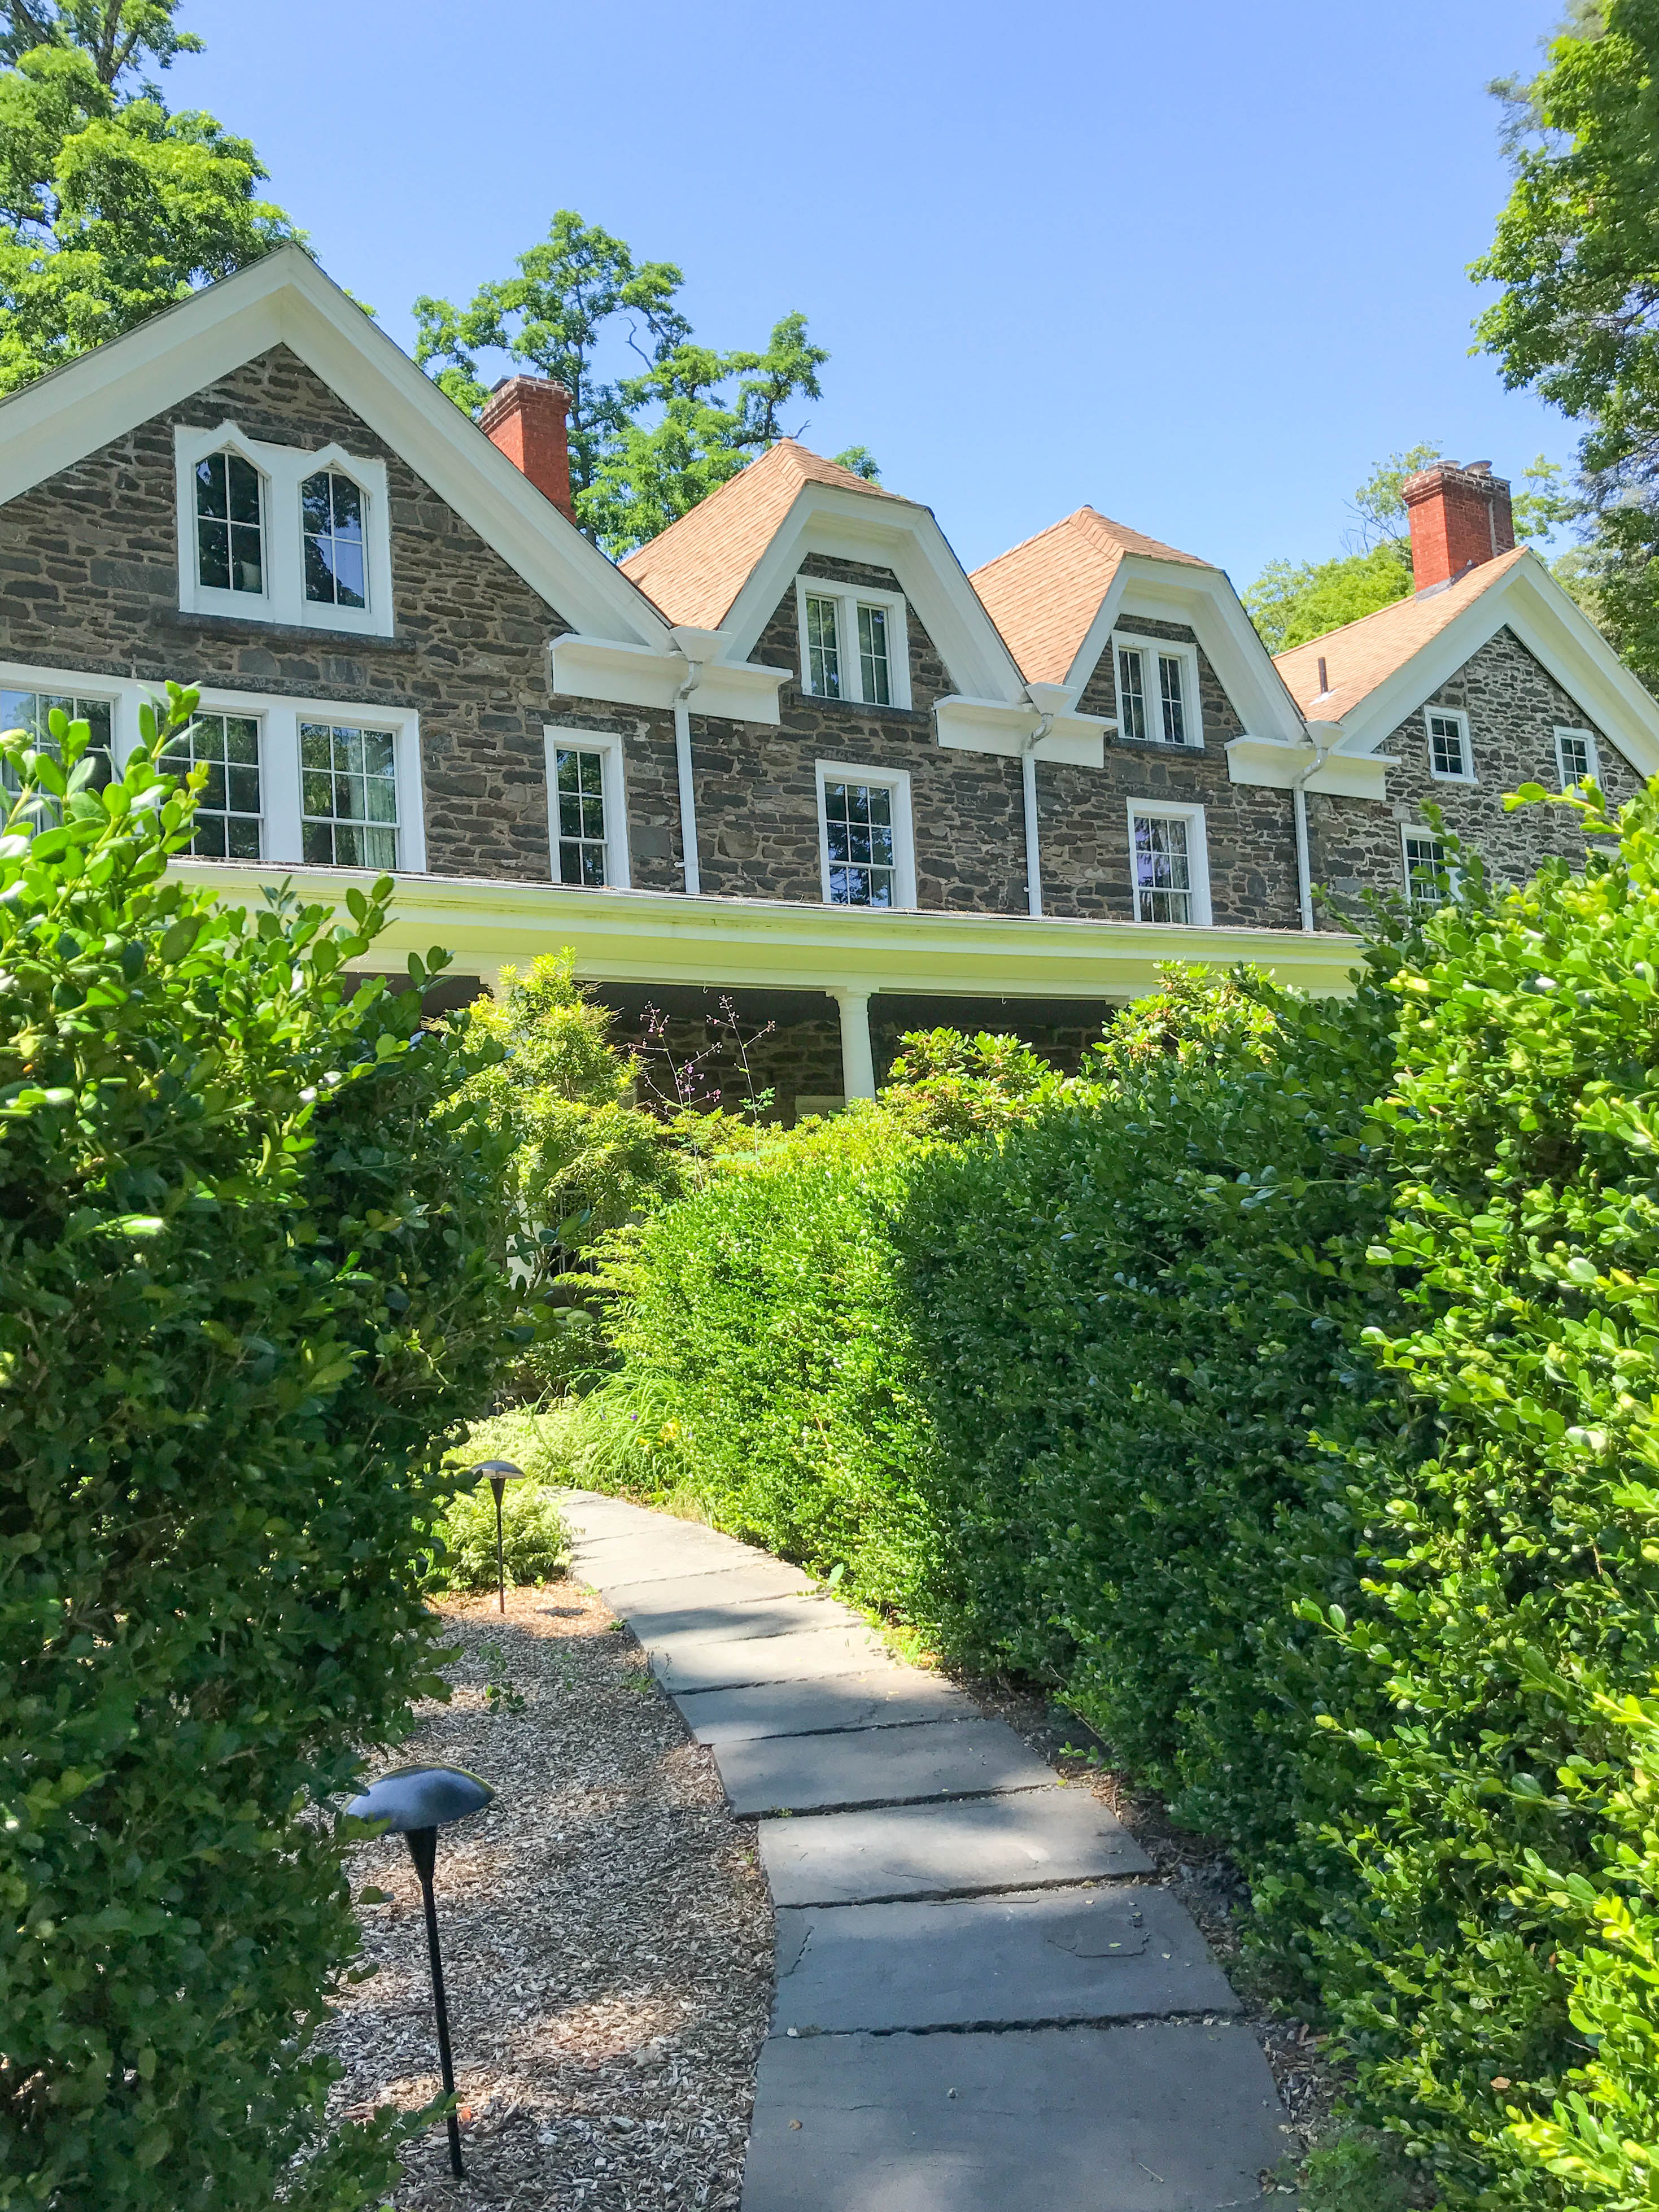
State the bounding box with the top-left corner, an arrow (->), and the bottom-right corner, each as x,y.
0,246 -> 670,652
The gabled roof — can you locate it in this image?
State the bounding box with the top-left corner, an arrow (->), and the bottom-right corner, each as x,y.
1273,548 -> 1529,720
1270,544 -> 1659,778
0,245 -> 671,648
970,507 -> 1212,685
619,439 -> 906,629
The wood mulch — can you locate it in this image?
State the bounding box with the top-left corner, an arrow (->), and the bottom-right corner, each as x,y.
322,1580 -> 774,2210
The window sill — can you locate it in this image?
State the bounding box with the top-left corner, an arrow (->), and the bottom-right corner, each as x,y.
1111,734 -> 1205,754
790,689 -> 928,726
164,609 -> 413,653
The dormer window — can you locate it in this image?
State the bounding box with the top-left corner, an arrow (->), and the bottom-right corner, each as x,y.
175,424 -> 392,635
796,577 -> 911,708
194,452 -> 264,596
1113,633 -> 1200,746
302,470 -> 368,609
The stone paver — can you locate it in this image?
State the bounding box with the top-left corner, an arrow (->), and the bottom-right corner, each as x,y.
758,1787 -> 1152,1905
715,1715 -> 1055,1817
648,1621 -> 890,1695
557,1490 -> 1284,2210
771,1884 -> 1237,2033
740,2025 -> 1290,2212
674,1668 -> 978,1745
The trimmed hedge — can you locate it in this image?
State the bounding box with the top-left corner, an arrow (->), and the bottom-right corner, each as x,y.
0,695 -> 523,2209
579,782 -> 1659,2203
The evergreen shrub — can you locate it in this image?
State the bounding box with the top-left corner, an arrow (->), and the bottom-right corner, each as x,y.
0,695 -> 523,2209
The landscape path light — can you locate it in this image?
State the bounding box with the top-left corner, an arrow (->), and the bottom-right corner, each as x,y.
471,1458 -> 525,1612
347,1763 -> 495,2179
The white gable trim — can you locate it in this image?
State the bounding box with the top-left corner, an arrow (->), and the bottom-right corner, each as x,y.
1064,553 -> 1309,749
0,246 -> 671,652
711,481 -> 1028,704
1330,549 -> 1659,778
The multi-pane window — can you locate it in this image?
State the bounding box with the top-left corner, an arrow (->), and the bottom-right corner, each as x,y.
805,596 -> 842,698
823,778 -> 896,906
194,451 -> 264,595
302,470 -> 367,609
1426,709 -> 1473,780
555,747 -> 608,884
300,722 -> 398,868
1116,643 -> 1192,744
1403,829 -> 1450,911
159,713 -> 261,858
857,604 -> 891,705
0,688 -> 113,797
1556,727 -> 1599,790
1131,809 -> 1195,924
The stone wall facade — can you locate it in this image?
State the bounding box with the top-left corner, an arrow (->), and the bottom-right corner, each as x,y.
0,343 -> 682,885
1057,614 -> 1302,928
1309,624 -> 1645,924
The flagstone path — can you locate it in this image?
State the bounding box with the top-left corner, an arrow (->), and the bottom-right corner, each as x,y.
561,1491 -> 1291,2211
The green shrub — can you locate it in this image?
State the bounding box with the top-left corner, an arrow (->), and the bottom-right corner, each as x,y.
0,693 -> 523,2209
423,1468 -> 569,1593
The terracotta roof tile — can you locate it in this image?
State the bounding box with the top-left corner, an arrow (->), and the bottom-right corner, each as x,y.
1273,547 -> 1530,721
970,508 -> 1212,685
618,439 -> 907,630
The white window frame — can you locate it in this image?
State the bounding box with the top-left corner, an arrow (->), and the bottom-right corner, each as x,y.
1127,797 -> 1212,926
543,723 -> 630,890
1424,704 -> 1476,784
814,757 -> 916,909
1555,724 -> 1601,790
1111,632 -> 1203,748
0,660 -> 425,870
174,421 -> 394,636
1400,822 -> 1455,910
794,577 -> 912,709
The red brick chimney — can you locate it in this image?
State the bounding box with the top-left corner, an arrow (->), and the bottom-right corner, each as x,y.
480,375 -> 573,522
1400,459 -> 1516,594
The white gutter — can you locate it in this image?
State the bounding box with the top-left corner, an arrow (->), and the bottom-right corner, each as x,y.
1020,713 -> 1053,917
668,625 -> 719,897
1292,721 -> 1337,933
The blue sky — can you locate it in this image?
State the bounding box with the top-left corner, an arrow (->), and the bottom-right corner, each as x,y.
184,0 -> 1566,588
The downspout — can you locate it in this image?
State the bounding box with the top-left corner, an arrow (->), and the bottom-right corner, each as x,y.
1291,723 -> 1334,933
1020,713 -> 1053,918
671,656 -> 702,896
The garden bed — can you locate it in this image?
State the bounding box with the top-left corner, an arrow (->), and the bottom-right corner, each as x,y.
325,1582 -> 773,2209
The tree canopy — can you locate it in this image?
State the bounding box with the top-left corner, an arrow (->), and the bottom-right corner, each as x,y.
0,0 -> 299,394
414,211 -> 876,555
1474,0 -> 1659,680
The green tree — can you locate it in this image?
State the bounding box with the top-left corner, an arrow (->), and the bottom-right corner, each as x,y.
0,0 -> 300,394
413,211 -> 854,556
1474,0 -> 1659,681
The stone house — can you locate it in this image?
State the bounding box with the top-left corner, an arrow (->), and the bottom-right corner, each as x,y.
1,246 -> 1654,1115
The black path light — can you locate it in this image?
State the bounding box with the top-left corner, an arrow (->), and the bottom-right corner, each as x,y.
347,1763 -> 495,2180
471,1458 -> 525,1613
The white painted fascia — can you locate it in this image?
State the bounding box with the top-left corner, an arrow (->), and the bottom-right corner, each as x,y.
717,482 -> 1029,705
934,693 -> 1111,766
1066,553 -> 1309,747
0,245 -> 671,651
548,634 -> 789,724
172,856 -> 1366,1003
1224,734 -> 1396,800
1331,549 -> 1659,778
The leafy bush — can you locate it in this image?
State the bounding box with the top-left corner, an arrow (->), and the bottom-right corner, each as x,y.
422,1468 -> 569,1593
0,693 -> 523,2209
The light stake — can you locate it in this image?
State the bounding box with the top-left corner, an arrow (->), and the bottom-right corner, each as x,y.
471,1458 -> 525,1613
347,1764 -> 495,2179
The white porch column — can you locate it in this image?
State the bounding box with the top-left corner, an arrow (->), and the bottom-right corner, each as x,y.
830,986 -> 877,1100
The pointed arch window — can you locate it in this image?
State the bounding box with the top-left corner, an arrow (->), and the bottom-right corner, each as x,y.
302,470 -> 368,609
194,451 -> 265,595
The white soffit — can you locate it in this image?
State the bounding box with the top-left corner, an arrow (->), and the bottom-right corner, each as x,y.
935,694 -> 1110,765
1332,550 -> 1659,779
714,483 -> 1029,704
1066,553 -> 1309,747
0,246 -> 672,651
549,635 -> 789,723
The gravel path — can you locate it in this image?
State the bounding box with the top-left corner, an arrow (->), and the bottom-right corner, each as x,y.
324,1581 -> 774,2209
